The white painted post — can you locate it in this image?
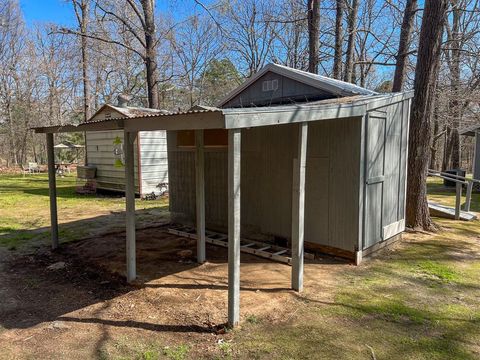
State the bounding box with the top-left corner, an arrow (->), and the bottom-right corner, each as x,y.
46,133 -> 59,250
292,122 -> 308,292
124,130 -> 137,282
465,181 -> 473,212
228,129 -> 241,327
455,181 -> 462,220
195,129 -> 206,263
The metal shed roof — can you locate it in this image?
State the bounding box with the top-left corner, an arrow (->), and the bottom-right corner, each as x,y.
32,91 -> 413,134
460,124 -> 480,136
217,63 -> 378,107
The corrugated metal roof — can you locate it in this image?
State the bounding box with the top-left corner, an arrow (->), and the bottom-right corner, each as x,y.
272,63 -> 378,96
218,63 -> 378,107
459,123 -> 480,136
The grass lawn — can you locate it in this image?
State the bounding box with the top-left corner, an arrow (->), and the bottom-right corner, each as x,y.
0,174 -> 479,359
0,174 -> 168,249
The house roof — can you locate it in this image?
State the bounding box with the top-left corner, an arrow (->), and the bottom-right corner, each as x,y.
88,103 -> 170,121
459,124 -> 480,136
217,63 -> 378,107
32,91 -> 413,134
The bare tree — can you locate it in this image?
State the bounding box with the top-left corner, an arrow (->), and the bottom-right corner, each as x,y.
406,0 -> 449,230
59,0 -> 161,108
343,0 -> 358,83
333,0 -> 344,79
307,0 -> 320,73
392,0 -> 418,92
72,0 -> 92,121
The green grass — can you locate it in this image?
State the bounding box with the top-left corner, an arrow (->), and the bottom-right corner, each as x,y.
0,173 -> 168,249
427,176 -> 480,212
1,174 -> 480,359
232,206 -> 480,359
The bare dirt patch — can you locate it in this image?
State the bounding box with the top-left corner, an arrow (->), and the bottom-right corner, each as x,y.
0,226 -> 346,359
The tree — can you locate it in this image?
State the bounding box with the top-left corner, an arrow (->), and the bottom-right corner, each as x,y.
60,0 -> 161,109
392,0 -> 418,92
198,59 -> 241,106
332,0 -> 344,79
406,0 -> 449,230
307,0 -> 320,74
343,0 -> 358,83
72,0 -> 92,121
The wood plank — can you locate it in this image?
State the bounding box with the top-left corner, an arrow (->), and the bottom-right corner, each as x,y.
195,129 -> 206,263
292,122 -> 308,292
228,129 -> 241,328
125,131 -> 137,283
46,133 -> 59,250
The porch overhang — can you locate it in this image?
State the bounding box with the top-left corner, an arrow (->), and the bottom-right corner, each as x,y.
32,91 -> 414,134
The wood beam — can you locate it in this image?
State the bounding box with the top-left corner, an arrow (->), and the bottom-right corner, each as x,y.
356,115 -> 367,265
292,122 -> 308,292
228,128 -> 241,327
195,129 -> 206,263
124,130 -> 137,283
46,133 -> 59,250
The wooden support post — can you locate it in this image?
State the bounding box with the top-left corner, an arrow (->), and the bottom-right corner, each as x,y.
195,129 -> 206,263
124,130 -> 137,282
356,115 -> 367,265
46,133 -> 59,250
455,181 -> 462,220
228,129 -> 241,327
292,122 -> 308,292
465,182 -> 473,212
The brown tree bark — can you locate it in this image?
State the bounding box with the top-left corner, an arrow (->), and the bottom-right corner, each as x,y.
72,0 -> 92,122
444,0 -> 462,169
333,0 -> 344,79
392,0 -> 417,92
343,0 -> 358,83
307,0 -> 320,74
406,0 -> 449,230
140,0 -> 159,109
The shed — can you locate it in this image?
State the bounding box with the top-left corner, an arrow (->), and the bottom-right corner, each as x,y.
168,63 -> 411,261
85,103 -> 169,195
33,63 -> 412,328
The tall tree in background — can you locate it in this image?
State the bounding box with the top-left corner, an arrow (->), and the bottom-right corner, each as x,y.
406,0 -> 449,230
72,0 -> 92,121
343,0 -> 358,83
392,0 -> 417,92
333,0 -> 344,79
60,0 -> 160,108
307,0 -> 320,73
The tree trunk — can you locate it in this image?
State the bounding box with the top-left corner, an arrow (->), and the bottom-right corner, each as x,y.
73,0 -> 92,122
141,0 -> 159,109
333,0 -> 344,79
343,0 -> 358,83
444,0 -> 461,170
307,0 -> 320,74
406,0 -> 448,230
392,0 -> 417,92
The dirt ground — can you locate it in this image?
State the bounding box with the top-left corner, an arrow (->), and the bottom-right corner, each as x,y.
0,225 -> 347,359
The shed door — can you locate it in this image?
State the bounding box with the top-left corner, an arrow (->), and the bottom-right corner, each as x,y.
364,111 -> 387,249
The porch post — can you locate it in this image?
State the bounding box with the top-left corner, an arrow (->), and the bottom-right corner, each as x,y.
195,129 -> 206,263
46,133 -> 59,250
228,128 -> 241,327
124,130 -> 137,282
292,122 -> 308,292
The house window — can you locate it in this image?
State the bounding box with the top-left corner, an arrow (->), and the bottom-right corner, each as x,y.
262,79 -> 279,92
177,129 -> 228,148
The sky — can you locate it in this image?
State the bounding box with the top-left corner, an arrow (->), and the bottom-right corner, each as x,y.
19,0 -> 212,28
20,0 -> 76,27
